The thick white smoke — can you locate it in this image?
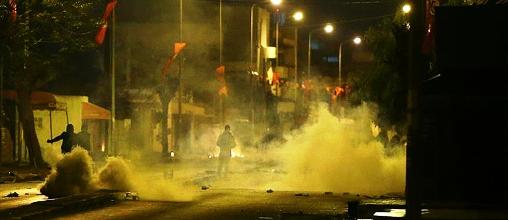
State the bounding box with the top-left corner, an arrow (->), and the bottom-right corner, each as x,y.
274,103 -> 406,195
39,147 -> 195,201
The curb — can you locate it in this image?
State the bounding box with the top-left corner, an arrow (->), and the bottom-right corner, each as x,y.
0,190 -> 123,219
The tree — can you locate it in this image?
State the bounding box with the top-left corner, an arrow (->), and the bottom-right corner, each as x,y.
349,17 -> 409,126
0,0 -> 102,167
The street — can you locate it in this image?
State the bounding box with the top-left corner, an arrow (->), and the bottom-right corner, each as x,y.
49,189 -> 348,220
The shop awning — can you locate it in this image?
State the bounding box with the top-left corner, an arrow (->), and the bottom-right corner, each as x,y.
82,102 -> 110,120
1,90 -> 66,110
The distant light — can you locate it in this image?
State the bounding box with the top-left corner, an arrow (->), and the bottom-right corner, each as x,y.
293,11 -> 304,21
353,36 -> 362,45
170,151 -> 175,158
402,4 -> 411,14
251,71 -> 259,76
324,24 -> 334,33
405,22 -> 411,30
270,0 -> 282,6
101,142 -> 105,152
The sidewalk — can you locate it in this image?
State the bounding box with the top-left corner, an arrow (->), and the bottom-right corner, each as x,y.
0,190 -> 122,219
0,164 -> 49,184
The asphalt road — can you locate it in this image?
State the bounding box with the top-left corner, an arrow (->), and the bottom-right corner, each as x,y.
49,188 -> 350,220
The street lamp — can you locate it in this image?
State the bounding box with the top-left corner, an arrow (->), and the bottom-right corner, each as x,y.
292,11 -> 303,101
338,36 -> 362,86
353,36 -> 362,45
249,0 -> 283,140
293,11 -> 303,21
324,23 -> 334,33
402,3 -> 412,14
270,0 -> 282,6
308,24 -> 334,78
250,0 -> 284,76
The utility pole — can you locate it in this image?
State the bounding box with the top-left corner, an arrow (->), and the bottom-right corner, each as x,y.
406,0 -> 425,219
338,42 -> 343,86
174,0 -> 183,153
219,0 -> 225,124
294,27 -> 298,101
110,6 -> 116,156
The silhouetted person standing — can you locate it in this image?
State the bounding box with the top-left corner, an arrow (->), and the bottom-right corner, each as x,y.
76,124 -> 91,152
216,125 -> 236,177
47,124 -> 77,154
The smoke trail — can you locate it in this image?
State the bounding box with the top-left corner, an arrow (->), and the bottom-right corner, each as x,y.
40,148 -> 97,198
275,103 -> 406,195
40,147 -> 195,201
40,144 -> 63,168
95,157 -> 134,191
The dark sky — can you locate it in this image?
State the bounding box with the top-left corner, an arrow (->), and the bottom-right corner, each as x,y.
45,0 -> 401,106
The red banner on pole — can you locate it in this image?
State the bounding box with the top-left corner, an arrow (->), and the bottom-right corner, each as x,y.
9,0 -> 17,22
422,0 -> 440,54
95,0 -> 117,45
218,85 -> 228,96
95,24 -> 108,45
161,42 -> 187,77
102,0 -> 118,21
174,42 -> 187,55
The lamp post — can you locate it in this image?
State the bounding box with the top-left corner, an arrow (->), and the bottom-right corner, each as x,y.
249,0 -> 283,139
338,36 -> 362,86
292,11 -> 303,101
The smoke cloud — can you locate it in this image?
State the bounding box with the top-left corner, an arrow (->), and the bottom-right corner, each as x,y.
39,147 -> 195,201
40,148 -> 97,198
191,103 -> 406,196
275,103 -> 406,195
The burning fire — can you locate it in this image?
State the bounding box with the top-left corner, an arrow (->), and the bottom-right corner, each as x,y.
208,149 -> 245,159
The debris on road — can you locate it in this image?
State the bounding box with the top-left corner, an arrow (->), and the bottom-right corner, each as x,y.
266,189 -> 274,193
124,192 -> 139,200
294,193 -> 309,197
201,186 -> 209,190
324,192 -> 333,195
5,192 -> 19,197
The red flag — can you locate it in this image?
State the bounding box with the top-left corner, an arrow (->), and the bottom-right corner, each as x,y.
216,65 -> 225,83
218,85 -> 228,96
161,55 -> 175,77
174,42 -> 187,55
95,24 -> 108,45
422,0 -> 440,54
9,0 -> 17,22
161,42 -> 187,76
216,65 -> 225,75
272,72 -> 280,85
102,0 -> 117,21
95,1 -> 117,45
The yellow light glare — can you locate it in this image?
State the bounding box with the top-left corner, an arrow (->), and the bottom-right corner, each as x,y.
402,4 -> 411,14
324,24 -> 334,33
293,11 -> 304,21
353,36 -> 362,45
271,0 -> 282,6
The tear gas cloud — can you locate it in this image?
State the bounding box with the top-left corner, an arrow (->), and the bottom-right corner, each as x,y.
274,103 -> 406,195
40,147 -> 195,201
190,103 -> 406,195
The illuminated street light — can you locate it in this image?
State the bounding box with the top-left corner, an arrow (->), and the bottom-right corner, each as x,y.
402,3 -> 411,14
270,0 -> 282,6
324,24 -> 334,33
353,36 -> 362,45
293,11 -> 304,21
292,11 -> 303,101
